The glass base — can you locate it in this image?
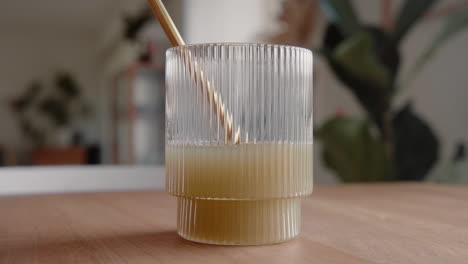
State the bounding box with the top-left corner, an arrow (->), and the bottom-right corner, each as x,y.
177,197 -> 301,245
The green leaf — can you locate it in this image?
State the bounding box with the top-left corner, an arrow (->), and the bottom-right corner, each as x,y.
330,30 -> 393,128
321,24 -> 398,129
315,116 -> 394,182
392,103 -> 439,181
38,97 -> 69,126
11,82 -> 42,113
55,72 -> 79,99
333,31 -> 391,89
318,0 -> 360,36
392,0 -> 438,44
401,8 -> 468,87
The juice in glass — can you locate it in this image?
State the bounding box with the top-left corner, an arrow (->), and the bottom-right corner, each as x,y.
165,43 -> 313,245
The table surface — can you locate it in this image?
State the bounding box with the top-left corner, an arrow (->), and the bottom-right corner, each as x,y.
1,183 -> 467,263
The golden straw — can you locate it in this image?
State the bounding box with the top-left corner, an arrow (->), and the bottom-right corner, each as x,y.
147,0 -> 240,144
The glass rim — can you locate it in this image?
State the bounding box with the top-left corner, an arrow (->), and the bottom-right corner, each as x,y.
167,42 -> 313,55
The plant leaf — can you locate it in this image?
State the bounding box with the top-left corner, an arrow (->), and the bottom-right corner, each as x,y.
38,97 -> 68,126
55,72 -> 79,99
315,116 -> 394,182
392,103 -> 439,181
334,31 -> 391,89
318,0 -> 360,36
401,8 -> 468,87
11,82 -> 42,113
392,0 -> 438,44
325,28 -> 393,128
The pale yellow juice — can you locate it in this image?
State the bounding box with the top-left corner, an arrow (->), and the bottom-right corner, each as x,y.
166,143 -> 313,245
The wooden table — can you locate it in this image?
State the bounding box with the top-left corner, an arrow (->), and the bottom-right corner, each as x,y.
1,184 -> 467,263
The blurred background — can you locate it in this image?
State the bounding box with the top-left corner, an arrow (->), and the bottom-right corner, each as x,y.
0,0 -> 468,194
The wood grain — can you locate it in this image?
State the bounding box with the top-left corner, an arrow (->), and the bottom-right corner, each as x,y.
1,183 -> 467,263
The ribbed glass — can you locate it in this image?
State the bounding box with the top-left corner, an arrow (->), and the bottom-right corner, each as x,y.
177,197 -> 301,245
165,43 -> 313,245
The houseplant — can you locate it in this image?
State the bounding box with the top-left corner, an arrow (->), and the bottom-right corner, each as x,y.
10,72 -> 90,147
269,0 -> 468,182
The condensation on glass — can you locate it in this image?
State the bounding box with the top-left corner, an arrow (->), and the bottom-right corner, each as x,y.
165,43 -> 313,245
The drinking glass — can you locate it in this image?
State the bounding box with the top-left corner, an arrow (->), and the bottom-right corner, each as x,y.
166,43 -> 313,245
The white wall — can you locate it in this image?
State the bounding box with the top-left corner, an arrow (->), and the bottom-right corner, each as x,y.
182,0 -> 280,44
0,26 -> 100,150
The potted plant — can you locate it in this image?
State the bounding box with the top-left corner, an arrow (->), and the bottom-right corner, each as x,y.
269,0 -> 468,182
